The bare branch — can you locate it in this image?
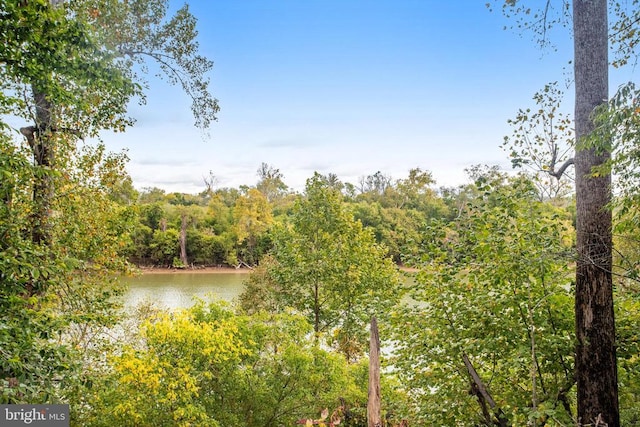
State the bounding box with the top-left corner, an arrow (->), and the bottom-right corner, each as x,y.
548,157 -> 574,179
463,353 -> 508,427
541,0 -> 552,45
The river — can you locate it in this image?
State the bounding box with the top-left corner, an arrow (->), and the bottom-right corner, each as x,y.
121,270 -> 249,310
121,268 -> 417,311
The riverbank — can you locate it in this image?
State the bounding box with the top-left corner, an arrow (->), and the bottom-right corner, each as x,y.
137,266 -> 253,274
136,265 -> 418,275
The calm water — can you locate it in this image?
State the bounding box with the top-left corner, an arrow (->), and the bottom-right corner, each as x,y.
121,271 -> 248,310
121,269 -> 417,311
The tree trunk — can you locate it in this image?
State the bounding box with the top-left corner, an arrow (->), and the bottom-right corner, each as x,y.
314,281 -> 320,334
367,317 -> 381,427
179,212 -> 188,267
573,1 -> 619,425
24,85 -> 56,248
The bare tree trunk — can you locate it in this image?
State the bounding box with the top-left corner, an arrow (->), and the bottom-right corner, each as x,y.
367,317 -> 381,427
573,1 -> 619,425
463,353 -> 507,427
179,212 -> 188,267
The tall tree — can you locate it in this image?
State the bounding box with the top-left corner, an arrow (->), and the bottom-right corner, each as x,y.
2,0 -> 133,246
572,2 -> 618,425
179,211 -> 189,267
503,82 -> 574,201
0,0 -> 218,403
494,1 -> 618,423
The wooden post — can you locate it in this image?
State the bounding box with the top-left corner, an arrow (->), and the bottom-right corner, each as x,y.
368,317 -> 382,427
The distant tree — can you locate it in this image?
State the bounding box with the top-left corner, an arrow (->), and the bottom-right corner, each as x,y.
148,228 -> 179,267
256,162 -> 288,203
138,203 -> 164,231
343,182 -> 358,200
203,170 -> 219,195
213,187 -> 242,209
166,192 -> 206,206
206,192 -> 234,234
358,171 -> 392,197
178,211 -> 190,268
392,168 -> 436,209
318,172 -> 345,192
138,187 -> 167,204
233,188 -> 273,265
352,202 -> 425,264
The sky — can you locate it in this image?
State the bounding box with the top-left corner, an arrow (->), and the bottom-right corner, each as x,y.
98,1 -> 635,194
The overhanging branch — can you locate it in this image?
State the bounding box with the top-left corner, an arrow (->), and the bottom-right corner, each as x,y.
548,157 -> 574,179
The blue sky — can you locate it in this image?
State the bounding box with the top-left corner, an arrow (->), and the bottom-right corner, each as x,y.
99,1 -> 633,194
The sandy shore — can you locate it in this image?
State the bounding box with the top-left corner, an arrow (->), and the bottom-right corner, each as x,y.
136,266 -> 253,275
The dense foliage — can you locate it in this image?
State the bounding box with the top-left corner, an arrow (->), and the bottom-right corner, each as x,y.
0,132 -> 132,404
393,173 -> 577,425
3,1 -> 640,426
76,301 -> 375,427
4,132 -> 640,425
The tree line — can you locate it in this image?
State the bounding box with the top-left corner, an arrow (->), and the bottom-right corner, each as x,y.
123,165 -> 449,270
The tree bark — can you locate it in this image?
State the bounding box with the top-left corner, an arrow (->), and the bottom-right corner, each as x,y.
573,1 -> 619,425
367,317 -> 381,427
